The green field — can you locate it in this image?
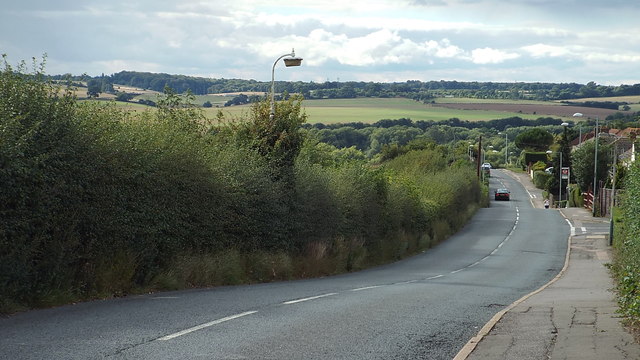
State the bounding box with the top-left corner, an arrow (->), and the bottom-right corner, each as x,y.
214,97 -> 547,124
93,95 -> 634,125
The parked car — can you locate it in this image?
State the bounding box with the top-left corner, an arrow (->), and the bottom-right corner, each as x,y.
494,188 -> 510,201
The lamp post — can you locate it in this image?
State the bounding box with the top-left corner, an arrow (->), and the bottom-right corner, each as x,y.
270,48 -> 303,120
559,122 -> 569,206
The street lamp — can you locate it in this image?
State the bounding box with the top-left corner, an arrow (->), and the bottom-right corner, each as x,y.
559,122 -> 569,206
270,48 -> 303,120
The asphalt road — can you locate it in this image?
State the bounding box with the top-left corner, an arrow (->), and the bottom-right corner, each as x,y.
0,170 -> 569,360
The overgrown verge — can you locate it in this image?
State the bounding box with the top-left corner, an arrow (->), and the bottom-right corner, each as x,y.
0,58 -> 484,313
611,160 -> 640,334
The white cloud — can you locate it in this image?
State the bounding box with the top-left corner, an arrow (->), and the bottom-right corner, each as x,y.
521,44 -> 569,58
471,48 -> 520,64
1,0 -> 639,84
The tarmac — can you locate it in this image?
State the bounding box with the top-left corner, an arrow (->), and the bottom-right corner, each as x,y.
454,170 -> 640,360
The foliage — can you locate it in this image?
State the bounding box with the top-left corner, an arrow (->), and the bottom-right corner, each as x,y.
1,58 -> 485,312
567,184 -> 584,207
521,152 -> 549,169
611,161 -> 640,328
533,171 -> 552,189
546,126 -> 572,196
570,140 -> 612,192
61,71 -> 640,102
514,128 -> 554,151
225,94 -> 307,172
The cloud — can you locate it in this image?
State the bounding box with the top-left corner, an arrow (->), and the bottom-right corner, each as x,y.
470,48 -> 520,64
1,0 -> 639,84
521,44 -> 569,58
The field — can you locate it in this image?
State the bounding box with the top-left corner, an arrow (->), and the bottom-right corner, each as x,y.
432,102 -> 630,121
568,95 -> 640,112
213,97 -> 630,124
77,82 -> 638,124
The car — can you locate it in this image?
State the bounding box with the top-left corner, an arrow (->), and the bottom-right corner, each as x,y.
494,188 -> 510,201
481,162 -> 492,170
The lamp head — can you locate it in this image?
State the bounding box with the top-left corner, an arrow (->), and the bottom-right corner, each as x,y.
284,57 -> 303,67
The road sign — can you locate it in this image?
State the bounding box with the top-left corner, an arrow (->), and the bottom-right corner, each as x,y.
561,167 -> 570,180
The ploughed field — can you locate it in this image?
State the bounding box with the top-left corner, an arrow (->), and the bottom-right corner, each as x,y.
432,102 -> 631,120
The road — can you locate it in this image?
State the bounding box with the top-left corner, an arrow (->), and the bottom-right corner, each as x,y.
0,170 -> 569,360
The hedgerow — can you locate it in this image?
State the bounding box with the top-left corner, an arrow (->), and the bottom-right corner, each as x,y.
0,58 -> 485,312
612,160 -> 640,328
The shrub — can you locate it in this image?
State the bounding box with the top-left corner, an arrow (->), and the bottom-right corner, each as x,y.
533,170 -> 552,189
612,161 -> 640,328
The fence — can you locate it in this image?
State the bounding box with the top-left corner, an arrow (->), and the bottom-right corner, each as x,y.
583,188 -> 621,217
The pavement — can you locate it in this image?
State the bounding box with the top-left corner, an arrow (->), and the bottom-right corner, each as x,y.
455,170 -> 640,360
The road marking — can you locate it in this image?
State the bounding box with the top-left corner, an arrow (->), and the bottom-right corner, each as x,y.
426,275 -> 444,280
565,219 -> 576,236
158,311 -> 258,341
351,285 -> 382,291
526,188 -> 536,199
395,280 -> 418,285
450,269 -> 464,274
282,293 -> 337,305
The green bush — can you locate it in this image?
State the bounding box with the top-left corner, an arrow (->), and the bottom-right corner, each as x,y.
612,160 -> 640,328
0,59 -> 485,312
533,170 -> 552,189
568,184 -> 584,208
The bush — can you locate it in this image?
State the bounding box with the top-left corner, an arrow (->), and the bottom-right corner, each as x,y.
533,170 -> 552,189
0,59 -> 486,312
612,161 -> 640,328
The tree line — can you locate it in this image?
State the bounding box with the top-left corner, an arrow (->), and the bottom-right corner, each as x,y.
51,71 -> 640,103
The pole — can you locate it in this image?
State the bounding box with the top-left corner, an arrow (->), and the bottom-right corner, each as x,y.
609,145 -> 616,245
270,49 -> 296,120
559,151 -> 562,207
504,132 -> 508,167
592,117 -> 599,216
477,136 -> 482,178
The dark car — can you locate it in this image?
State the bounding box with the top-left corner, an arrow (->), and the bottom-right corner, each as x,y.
494,188 -> 510,201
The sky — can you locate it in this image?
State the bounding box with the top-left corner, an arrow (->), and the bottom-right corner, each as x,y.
2,0 -> 639,85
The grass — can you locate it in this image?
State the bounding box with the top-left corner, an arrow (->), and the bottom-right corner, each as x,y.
134,93 -> 232,107
86,95 -> 632,125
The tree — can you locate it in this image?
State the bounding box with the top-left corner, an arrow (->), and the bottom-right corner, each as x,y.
86,79 -> 101,98
227,94 -> 308,173
570,140 -> 612,192
514,128 -> 554,151
547,126 -> 573,197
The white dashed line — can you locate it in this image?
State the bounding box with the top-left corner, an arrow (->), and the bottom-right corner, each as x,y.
351,285 -> 382,292
158,311 -> 258,341
395,280 -> 418,285
282,293 -> 337,305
